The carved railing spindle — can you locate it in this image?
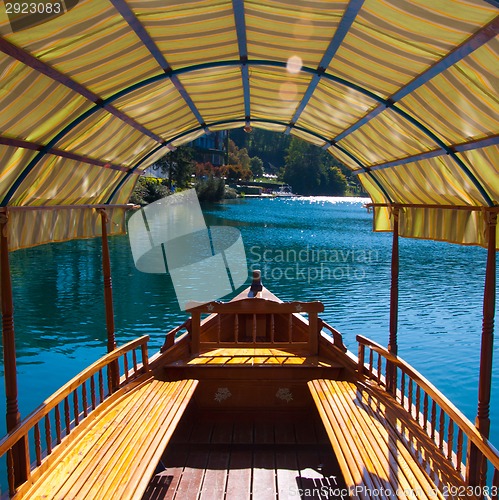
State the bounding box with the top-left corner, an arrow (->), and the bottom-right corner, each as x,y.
98,369 -> 104,403
73,391 -> 79,427
7,449 -> 15,496
439,408 -> 445,451
124,353 -> 129,383
90,376 -> 96,410
82,384 -> 88,418
34,423 -> 41,466
377,354 -> 382,385
369,349 -> 374,376
358,343 -> 365,377
64,397 -> 70,436
141,342 -> 149,373
430,400 -> 437,441
55,406 -> 61,444
408,379 -> 413,415
132,349 -> 138,375
400,372 -> 405,408
234,314 -> 239,343
423,393 -> 429,432
456,429 -> 464,474
415,386 -> 421,422
270,314 -> 275,343
44,415 -> 52,455
447,419 -> 454,461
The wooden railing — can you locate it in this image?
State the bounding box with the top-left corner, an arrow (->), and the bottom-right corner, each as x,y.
0,336 -> 149,496
320,320 -> 347,352
187,298 -> 324,355
357,335 -> 499,497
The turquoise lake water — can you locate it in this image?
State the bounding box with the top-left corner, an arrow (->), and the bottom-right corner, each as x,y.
1,196 -> 498,451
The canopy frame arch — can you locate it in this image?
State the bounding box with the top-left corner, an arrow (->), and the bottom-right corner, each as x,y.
0,59 -> 495,209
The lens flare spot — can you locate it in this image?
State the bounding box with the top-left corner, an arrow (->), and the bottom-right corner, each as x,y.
279,82 -> 298,101
286,55 -> 302,74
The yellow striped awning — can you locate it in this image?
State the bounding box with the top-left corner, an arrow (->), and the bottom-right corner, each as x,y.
0,0 -> 497,250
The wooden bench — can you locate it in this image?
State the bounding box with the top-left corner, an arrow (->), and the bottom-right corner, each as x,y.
17,376 -> 198,500
308,379 -> 477,500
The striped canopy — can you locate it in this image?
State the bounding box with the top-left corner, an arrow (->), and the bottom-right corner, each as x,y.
0,0 -> 498,250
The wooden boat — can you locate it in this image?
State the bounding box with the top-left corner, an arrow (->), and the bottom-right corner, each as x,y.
0,1 -> 497,498
1,270 -> 498,499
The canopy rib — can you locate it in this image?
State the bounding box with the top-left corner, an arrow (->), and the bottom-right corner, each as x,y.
0,137 -> 130,173
286,0 -> 365,134
232,0 -> 251,126
108,0 -> 170,71
2,59 -> 492,208
109,0 -> 209,132
334,15 -> 499,143
0,37 -> 167,147
352,135 -> 499,174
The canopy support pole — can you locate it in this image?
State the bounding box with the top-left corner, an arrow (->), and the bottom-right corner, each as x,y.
386,208 -> 399,394
0,213 -> 28,486
468,211 -> 496,487
99,210 -> 119,390
99,209 -> 116,352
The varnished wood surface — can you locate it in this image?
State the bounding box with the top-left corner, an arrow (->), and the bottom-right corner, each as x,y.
357,335 -> 499,471
309,379 -> 479,500
175,348 -> 339,367
142,410 -> 348,500
20,378 -> 198,500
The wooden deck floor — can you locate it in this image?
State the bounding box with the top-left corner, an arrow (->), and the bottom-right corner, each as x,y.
142,410 -> 349,499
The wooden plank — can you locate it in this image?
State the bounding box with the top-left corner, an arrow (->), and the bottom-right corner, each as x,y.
190,419 -> 214,444
294,421 -> 317,445
145,446 -> 189,500
26,377 -> 159,499
297,446 -> 332,500
323,380 -> 409,499
198,446 -> 230,499
26,379 -> 198,500
275,446 -> 300,499
252,447 -> 276,500
309,379 -> 459,500
359,381 -> 470,496
254,422 -> 275,445
308,379 -> 382,499
65,379 -> 182,499
274,422 -> 295,444
123,380 -> 199,499
233,421 -> 254,444
211,422 -> 234,444
333,380 -> 436,500
174,447 -> 209,499
225,448 -> 252,499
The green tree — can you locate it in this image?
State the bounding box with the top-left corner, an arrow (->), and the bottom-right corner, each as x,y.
323,166 -> 347,195
152,145 -> 195,189
250,156 -> 264,178
227,139 -> 252,180
284,137 -> 348,195
284,138 -> 323,195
